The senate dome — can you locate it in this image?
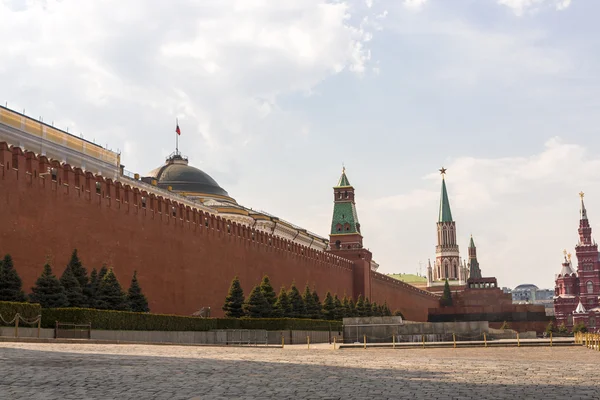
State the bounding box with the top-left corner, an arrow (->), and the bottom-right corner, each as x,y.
144,153 -> 236,203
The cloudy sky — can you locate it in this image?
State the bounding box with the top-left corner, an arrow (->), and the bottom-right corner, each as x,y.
2,0 -> 598,289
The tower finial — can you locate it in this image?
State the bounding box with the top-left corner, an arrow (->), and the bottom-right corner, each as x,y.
439,167 -> 447,178
579,191 -> 588,220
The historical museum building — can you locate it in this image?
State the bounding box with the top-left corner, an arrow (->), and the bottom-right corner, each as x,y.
0,105 -> 439,320
554,193 -> 600,331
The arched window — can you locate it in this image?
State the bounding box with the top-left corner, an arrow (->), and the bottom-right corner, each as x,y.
444,262 -> 449,278
453,264 -> 458,278
587,281 -> 594,294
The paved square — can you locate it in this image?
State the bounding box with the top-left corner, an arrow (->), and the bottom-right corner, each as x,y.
0,342 -> 598,399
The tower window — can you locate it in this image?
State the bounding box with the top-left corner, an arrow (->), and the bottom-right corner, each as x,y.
587,281 -> 594,294
344,191 -> 348,198
338,193 -> 342,199
335,240 -> 341,249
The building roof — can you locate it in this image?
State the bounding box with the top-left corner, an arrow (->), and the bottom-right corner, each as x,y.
469,235 -> 475,248
575,300 -> 587,314
514,284 -> 539,291
146,153 -> 234,202
330,201 -> 360,235
439,177 -> 453,223
336,168 -> 352,188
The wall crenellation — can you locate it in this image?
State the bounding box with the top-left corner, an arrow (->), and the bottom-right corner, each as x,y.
0,142 -> 354,273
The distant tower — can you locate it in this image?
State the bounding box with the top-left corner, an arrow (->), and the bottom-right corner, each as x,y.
434,167 -> 462,284
468,235 -> 482,279
574,192 -> 599,312
328,167 -> 372,300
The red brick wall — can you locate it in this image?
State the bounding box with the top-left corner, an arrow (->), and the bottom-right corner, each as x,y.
370,271 -> 439,321
0,143 -> 437,320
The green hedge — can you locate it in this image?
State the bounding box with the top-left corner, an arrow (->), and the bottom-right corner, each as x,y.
0,301 -> 41,322
41,308 -> 342,332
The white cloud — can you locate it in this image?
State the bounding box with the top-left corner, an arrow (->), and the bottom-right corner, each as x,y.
498,0 -> 574,16
0,0 -> 378,175
362,138 -> 600,288
403,0 -> 428,10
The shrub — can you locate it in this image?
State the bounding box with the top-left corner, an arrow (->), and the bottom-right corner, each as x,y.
572,322 -> 587,334
0,301 -> 41,321
40,308 -> 342,332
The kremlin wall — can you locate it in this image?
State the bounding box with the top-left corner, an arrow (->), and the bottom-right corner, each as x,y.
0,106 -> 439,321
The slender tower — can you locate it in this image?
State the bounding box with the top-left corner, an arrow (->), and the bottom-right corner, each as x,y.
435,167 -> 462,284
468,235 -> 482,279
328,167 -> 372,299
574,192 -> 599,311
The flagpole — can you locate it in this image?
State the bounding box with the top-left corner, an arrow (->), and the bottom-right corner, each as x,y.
176,118 -> 179,154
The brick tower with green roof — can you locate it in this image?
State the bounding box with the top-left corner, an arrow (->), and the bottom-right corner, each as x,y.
328,167 -> 373,300
330,167 -> 363,250
431,168 -> 465,286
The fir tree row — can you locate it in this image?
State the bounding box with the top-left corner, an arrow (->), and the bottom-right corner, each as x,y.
0,250 -> 149,312
223,275 -> 394,319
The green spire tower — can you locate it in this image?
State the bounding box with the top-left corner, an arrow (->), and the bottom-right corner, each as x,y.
433,167 -> 463,285
330,167 -> 362,250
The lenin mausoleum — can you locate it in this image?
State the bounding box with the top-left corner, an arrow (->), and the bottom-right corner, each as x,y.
0,105 -> 440,320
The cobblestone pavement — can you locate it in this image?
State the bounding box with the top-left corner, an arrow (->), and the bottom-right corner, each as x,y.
0,342 -> 598,399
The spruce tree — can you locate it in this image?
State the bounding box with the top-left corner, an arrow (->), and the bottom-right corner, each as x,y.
348,298 -> 357,317
95,268 -> 128,311
356,295 -> 367,317
222,276 -> 245,318
259,275 -> 276,317
440,279 -> 453,307
98,265 -> 108,281
87,268 -> 99,308
333,295 -> 343,320
274,286 -> 291,318
288,283 -> 306,318
0,254 -> 27,302
322,292 -> 336,320
341,296 -> 350,319
127,271 -> 149,312
60,265 -> 86,308
303,284 -> 319,319
364,297 -> 372,317
312,289 -> 323,319
383,301 -> 392,316
243,285 -> 270,318
30,262 -> 68,308
66,249 -> 89,306
371,301 -> 382,317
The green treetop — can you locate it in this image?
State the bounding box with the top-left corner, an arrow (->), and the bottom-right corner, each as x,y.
302,284 -> 319,319
95,268 -> 128,311
440,279 -> 453,307
127,271 -> 149,313
259,275 -> 276,316
67,249 -> 89,306
274,286 -> 292,318
87,268 -> 99,308
322,292 -> 336,320
30,262 -> 68,308
333,294 -> 344,320
288,283 -> 306,318
243,285 -> 270,318
311,289 -> 323,319
356,295 -> 367,317
0,254 -> 27,302
60,264 -> 86,308
222,276 -> 245,318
